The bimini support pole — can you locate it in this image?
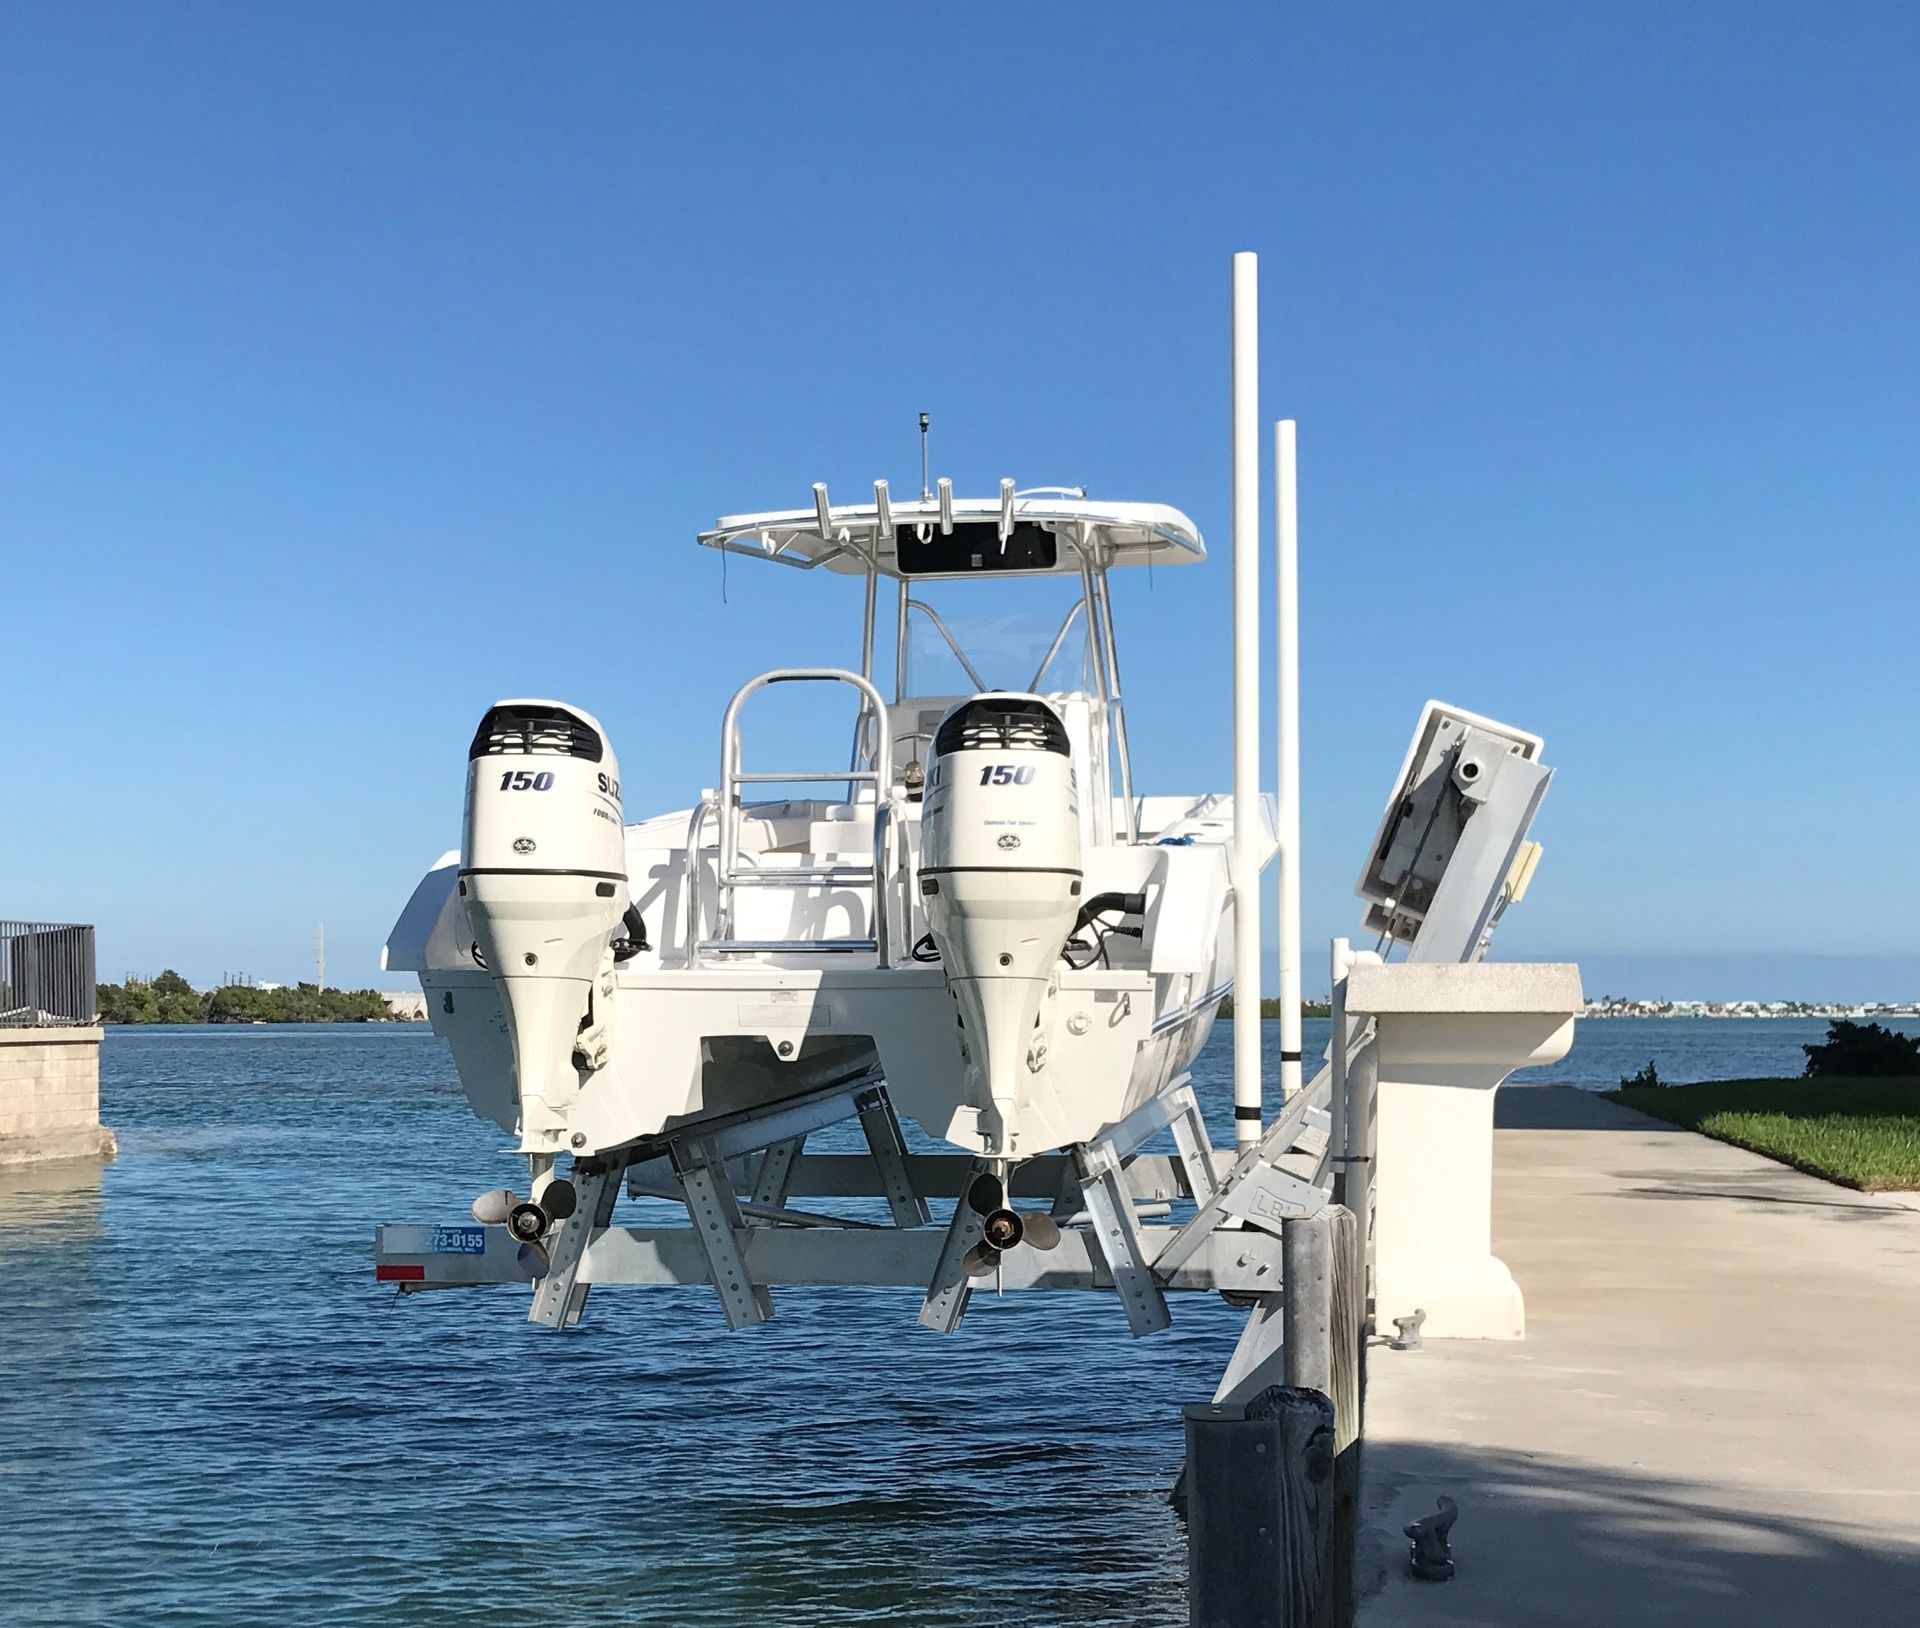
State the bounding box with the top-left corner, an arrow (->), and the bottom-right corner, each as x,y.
1275,419 -> 1303,1101
1231,251 -> 1263,1151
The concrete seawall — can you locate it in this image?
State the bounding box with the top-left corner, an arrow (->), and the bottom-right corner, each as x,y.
1356,1084 -> 1920,1626
0,1026 -> 115,1165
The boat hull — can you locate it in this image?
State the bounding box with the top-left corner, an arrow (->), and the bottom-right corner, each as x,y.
389,788 -> 1264,1159
417,959 -> 1227,1158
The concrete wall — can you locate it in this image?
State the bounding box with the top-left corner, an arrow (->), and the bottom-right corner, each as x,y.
0,1026 -> 115,1165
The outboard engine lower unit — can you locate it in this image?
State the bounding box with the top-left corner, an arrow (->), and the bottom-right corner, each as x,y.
920,694 -> 1081,1157
461,699 -> 626,1151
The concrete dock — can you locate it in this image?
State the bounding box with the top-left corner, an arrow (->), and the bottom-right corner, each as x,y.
0,1025 -> 113,1166
1356,1085 -> 1920,1626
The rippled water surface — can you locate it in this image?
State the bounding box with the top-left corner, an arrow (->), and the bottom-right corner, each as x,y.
6,1024 -> 1276,1628
0,1013 -> 1874,1625
1516,1013 -> 1920,1089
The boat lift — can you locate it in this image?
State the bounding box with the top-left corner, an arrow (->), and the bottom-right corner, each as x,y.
373,253 -> 1565,1363
377,1067 -> 1318,1332
373,692 -> 1554,1346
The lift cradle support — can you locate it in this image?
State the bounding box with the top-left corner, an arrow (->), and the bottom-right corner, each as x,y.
916,1077 -> 1214,1336
917,1155 -> 991,1334
373,1072 -> 1320,1334
527,1158 -> 623,1330
654,1075 -> 922,1330
1151,1076 -> 1332,1282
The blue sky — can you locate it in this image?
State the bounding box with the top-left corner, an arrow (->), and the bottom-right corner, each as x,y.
3,4 -> 1916,998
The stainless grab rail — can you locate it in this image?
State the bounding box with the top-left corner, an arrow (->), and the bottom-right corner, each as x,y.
681,799 -> 716,963
694,669 -> 901,968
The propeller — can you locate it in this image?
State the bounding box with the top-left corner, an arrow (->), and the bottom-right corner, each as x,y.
962,1168 -> 1063,1276
475,1181 -> 575,1239
982,1207 -> 1024,1251
472,1185 -> 554,1277
1020,1211 -> 1062,1251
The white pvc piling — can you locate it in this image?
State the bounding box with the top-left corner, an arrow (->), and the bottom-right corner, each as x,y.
1231,251 -> 1263,1151
1275,420 -> 1302,1102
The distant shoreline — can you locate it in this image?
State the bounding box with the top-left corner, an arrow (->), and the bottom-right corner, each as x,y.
101,1019 -> 430,1030
98,1016 -> 411,1026
94,972 -> 423,1025
1217,997 -> 1333,1020
1586,1004 -> 1920,1019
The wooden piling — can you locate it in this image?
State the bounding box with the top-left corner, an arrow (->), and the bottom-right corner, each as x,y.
1187,1209 -> 1363,1626
1284,1207 -> 1363,1627
1283,1213 -> 1333,1393
1328,1206 -> 1363,1628
1185,1386 -> 1335,1628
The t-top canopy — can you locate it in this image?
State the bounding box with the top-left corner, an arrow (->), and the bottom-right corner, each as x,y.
698,484 -> 1205,579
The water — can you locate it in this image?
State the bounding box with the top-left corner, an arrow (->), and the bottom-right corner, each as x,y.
0,1014 -> 1870,1626
1517,1013 -> 1920,1090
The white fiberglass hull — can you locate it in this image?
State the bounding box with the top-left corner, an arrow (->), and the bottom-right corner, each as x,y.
386,792 -> 1269,1160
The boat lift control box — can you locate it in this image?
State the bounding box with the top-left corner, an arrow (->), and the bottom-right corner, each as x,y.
1356,702 -> 1550,958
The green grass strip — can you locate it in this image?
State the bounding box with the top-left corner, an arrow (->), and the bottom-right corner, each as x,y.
1608,1077 -> 1920,1191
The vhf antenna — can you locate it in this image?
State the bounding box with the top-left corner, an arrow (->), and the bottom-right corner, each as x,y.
918,412 -> 931,500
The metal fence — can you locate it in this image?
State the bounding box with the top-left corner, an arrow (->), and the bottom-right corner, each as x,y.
0,921 -> 97,1027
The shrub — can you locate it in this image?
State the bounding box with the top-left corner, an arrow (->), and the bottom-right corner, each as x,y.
1620,1061 -> 1664,1090
1803,1019 -> 1920,1079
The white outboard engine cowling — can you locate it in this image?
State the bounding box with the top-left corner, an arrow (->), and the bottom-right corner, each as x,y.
461,699 -> 626,1151
920,694 -> 1081,1158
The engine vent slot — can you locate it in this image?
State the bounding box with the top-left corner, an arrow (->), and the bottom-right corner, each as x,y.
934,696 -> 1070,757
468,705 -> 604,762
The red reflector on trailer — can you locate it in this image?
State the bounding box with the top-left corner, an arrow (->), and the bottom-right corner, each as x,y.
377,1264 -> 427,1282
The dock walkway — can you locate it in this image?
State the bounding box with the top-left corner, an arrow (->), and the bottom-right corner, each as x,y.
1356,1084 -> 1920,1627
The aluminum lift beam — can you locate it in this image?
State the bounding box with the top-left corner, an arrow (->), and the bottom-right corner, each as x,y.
376,1219 -> 1289,1296
374,1072 -> 1298,1329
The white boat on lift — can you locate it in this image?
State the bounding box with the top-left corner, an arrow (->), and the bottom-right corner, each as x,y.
373,257 -> 1573,1355
385,482 -> 1273,1184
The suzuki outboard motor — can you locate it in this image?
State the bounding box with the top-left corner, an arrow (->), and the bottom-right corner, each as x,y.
461,700 -> 626,1151
920,694 -> 1081,1158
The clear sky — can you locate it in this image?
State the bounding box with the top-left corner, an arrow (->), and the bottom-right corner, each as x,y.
4,4 -> 1917,999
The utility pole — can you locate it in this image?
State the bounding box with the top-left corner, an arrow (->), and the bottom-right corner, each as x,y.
317,923 -> 325,992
